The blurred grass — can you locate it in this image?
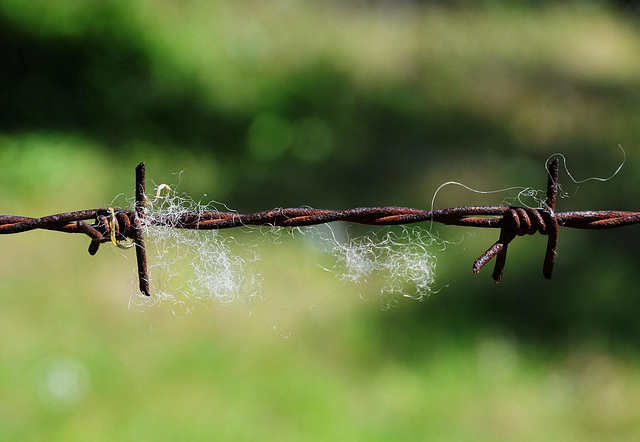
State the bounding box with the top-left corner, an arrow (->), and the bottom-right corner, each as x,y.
3,221 -> 640,440
2,0 -> 640,439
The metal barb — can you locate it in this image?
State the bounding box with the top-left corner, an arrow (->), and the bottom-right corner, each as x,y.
472,159 -> 561,282
542,159 -> 560,279
133,162 -> 151,296
1,160 -> 640,295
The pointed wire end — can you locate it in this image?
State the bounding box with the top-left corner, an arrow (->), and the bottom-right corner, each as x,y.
473,242 -> 504,276
88,241 -> 100,256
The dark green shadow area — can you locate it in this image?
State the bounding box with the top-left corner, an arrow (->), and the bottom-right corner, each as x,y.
0,8 -> 245,150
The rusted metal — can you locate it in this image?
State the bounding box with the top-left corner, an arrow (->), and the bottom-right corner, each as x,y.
1,160 -> 639,296
133,162 -> 151,297
543,158 -> 560,278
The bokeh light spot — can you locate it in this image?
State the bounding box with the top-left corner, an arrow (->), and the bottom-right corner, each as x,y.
290,118 -> 336,163
247,113 -> 292,161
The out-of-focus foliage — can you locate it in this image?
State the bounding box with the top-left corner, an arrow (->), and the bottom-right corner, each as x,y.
3,0 -> 640,205
2,0 -> 640,439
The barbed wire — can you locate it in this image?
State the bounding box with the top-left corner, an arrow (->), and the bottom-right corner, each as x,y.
2,160 -> 639,296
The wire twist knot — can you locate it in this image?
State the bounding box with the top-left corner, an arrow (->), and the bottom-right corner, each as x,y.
471,158 -> 560,283
471,207 -> 559,282
506,207 -> 551,236
85,209 -> 136,255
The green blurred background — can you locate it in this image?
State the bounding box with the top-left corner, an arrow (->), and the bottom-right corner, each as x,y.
2,0 -> 640,439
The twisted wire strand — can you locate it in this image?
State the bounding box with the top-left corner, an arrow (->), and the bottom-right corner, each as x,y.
3,206 -> 639,235
2,160 -> 640,295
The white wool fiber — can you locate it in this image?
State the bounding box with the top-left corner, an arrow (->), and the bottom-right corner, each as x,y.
321,226 -> 440,304
133,190 -> 262,313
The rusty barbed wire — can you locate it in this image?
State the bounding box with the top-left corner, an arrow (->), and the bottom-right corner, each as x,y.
2,160 -> 640,296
